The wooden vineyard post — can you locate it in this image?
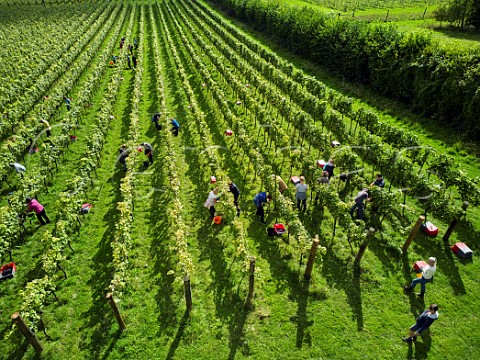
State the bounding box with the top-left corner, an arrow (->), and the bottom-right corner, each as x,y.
304,237 -> 320,281
443,201 -> 469,242
106,293 -> 126,330
184,276 -> 193,314
354,228 -> 375,270
402,215 -> 425,253
246,257 -> 256,308
11,312 -> 43,353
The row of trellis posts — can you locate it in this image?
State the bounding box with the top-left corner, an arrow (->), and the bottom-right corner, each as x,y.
12,201 -> 469,353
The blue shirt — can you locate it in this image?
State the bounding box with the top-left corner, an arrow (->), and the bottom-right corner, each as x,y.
253,192 -> 267,207
170,119 -> 180,129
373,178 -> 385,188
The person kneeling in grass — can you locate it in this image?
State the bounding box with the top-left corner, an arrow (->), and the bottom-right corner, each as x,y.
403,304 -> 439,343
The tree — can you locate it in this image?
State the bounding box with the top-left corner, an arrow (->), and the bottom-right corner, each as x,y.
468,0 -> 480,28
433,0 -> 480,29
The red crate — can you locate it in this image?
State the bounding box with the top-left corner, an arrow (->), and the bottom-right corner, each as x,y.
451,242 -> 473,258
421,221 -> 439,236
290,176 -> 300,185
413,260 -> 427,272
273,223 -> 286,235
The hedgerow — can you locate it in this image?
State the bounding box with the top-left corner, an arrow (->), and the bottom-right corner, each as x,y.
213,0 -> 480,140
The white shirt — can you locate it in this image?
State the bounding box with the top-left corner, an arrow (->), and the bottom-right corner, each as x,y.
13,163 -> 26,172
204,191 -> 217,208
422,264 -> 436,279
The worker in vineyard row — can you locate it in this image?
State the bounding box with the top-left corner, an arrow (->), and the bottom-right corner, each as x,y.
323,159 -> 335,178
132,54 -> 137,68
10,162 -> 26,177
253,191 -> 272,224
350,188 -> 370,220
119,144 -> 128,171
170,118 -> 180,136
228,181 -> 240,216
151,112 -> 162,130
402,303 -> 439,343
371,173 -> 385,188
204,187 -> 220,219
295,176 -> 308,212
127,54 -> 131,69
317,171 -> 330,185
25,197 -> 50,226
404,257 -> 437,298
40,119 -> 51,137
140,142 -> 153,165
64,96 -> 71,111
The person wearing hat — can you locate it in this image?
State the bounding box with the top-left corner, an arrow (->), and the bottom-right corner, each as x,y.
295,176 -> 308,212
350,188 -> 370,220
403,304 -> 439,343
404,257 -> 437,298
25,197 -> 50,226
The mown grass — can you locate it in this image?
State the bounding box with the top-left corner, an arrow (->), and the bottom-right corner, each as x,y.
1,1 -> 480,360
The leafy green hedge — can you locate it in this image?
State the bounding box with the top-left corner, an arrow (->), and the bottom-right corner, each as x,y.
213,0 -> 480,140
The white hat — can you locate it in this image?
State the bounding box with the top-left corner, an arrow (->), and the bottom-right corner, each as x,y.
428,257 -> 437,263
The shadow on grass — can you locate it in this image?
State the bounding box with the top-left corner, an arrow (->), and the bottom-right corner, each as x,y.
4,329 -> 29,360
176,93 -> 251,358
148,163 -> 178,336
367,232 -> 401,276
412,232 -> 466,295
165,311 -> 190,360
120,73 -> 135,140
401,252 -> 427,317
246,219 -> 316,348
431,25 -> 480,42
406,330 -> 432,360
455,218 -> 480,252
143,24 -> 161,140
194,208 -> 249,357
322,246 -> 364,331
75,155 -> 126,360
